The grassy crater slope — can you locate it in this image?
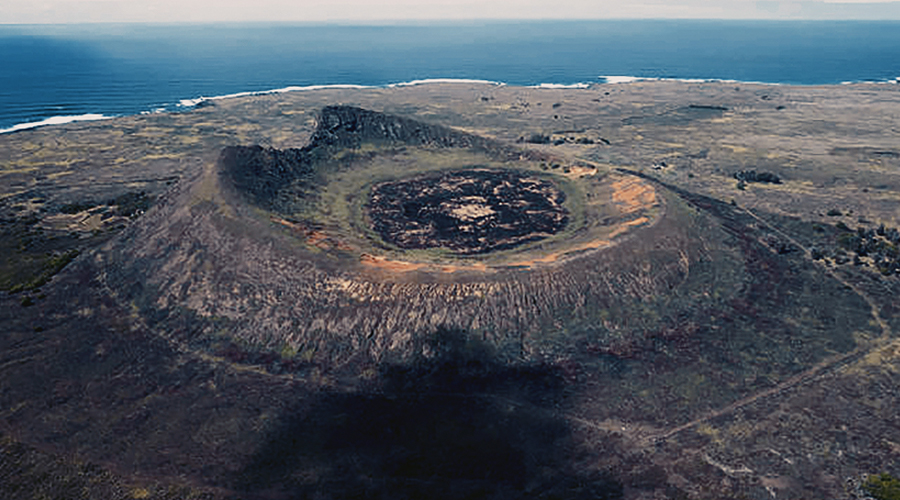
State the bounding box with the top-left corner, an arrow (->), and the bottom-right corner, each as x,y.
97,106 -> 731,369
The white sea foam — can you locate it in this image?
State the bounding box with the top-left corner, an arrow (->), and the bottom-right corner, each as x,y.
9,74 -> 876,135
600,76 -> 648,84
841,77 -> 900,85
3,81 -> 510,132
599,75 -> 790,86
177,84 -> 375,108
600,76 -> 709,84
0,113 -> 111,134
177,80 -> 503,108
530,83 -> 591,89
386,78 -> 504,88
179,97 -> 207,107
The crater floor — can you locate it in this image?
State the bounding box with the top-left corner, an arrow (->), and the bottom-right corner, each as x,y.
367,169 -> 568,254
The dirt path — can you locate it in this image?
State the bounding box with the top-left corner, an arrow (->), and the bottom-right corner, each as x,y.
631,204 -> 895,444
565,172 -> 896,446
646,346 -> 866,444
741,206 -> 893,340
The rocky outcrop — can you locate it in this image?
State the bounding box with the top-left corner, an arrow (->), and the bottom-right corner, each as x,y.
220,106 -> 549,214
310,105 -> 496,150
734,169 -> 781,184
220,145 -> 315,212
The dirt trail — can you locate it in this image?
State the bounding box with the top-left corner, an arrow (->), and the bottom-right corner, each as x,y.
565,174 -> 896,446
646,346 -> 867,444
741,207 -> 892,340
629,205 -> 895,444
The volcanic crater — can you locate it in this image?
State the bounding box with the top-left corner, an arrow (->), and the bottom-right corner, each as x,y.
105,105 -> 676,365
367,169 -> 568,254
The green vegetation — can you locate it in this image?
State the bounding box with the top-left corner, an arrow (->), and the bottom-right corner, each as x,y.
0,190 -> 153,294
5,249 -> 80,293
59,191 -> 152,218
837,225 -> 900,276
523,133 -> 551,144
0,216 -> 82,293
865,473 -> 900,500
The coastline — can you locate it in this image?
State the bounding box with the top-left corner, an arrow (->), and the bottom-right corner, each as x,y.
2,76 -> 898,135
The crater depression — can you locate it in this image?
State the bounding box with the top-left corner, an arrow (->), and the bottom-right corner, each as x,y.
103,105 -> 677,364
368,169 -> 568,254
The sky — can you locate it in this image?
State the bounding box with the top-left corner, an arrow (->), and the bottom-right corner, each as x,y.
3,0 -> 900,23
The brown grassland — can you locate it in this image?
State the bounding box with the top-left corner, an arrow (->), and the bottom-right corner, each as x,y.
1,81 -> 900,499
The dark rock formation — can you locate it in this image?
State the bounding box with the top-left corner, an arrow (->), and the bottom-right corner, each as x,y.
310,105 -> 496,150
524,133 -> 551,144
220,106 -> 548,214
368,169 -> 568,254
688,104 -> 729,111
734,169 -> 782,184
219,145 -> 315,212
829,147 -> 899,160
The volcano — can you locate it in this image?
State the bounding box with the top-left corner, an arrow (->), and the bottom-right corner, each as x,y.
94,106 -> 708,367
3,83 -> 895,500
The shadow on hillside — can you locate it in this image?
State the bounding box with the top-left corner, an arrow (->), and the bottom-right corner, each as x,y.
236,329 -> 623,500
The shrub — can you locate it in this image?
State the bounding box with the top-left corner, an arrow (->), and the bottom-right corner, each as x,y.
59,201 -> 97,214
525,134 -> 551,144
864,473 -> 900,500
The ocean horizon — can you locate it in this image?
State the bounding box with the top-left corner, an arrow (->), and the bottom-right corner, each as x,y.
2,19 -> 899,134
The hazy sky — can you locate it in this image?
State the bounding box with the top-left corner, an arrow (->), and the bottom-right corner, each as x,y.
3,0 -> 900,23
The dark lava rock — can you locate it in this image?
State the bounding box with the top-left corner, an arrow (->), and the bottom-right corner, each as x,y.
734,169 -> 782,184
310,105 -> 494,151
220,145 -> 315,212
688,104 -> 729,111
525,134 -> 551,144
368,169 -> 568,254
220,106 -> 551,214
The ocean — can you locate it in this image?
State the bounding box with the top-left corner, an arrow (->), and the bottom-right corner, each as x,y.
1,20 -> 899,133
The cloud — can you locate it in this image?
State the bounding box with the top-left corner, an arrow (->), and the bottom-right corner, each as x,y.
2,0 -> 900,23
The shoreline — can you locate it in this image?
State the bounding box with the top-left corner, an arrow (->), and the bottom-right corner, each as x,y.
2,76 -> 898,135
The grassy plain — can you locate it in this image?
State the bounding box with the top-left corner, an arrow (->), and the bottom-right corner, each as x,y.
1,81 -> 900,499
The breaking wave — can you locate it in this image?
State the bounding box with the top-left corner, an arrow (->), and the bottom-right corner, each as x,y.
4,75 -> 897,135
0,114 -> 112,134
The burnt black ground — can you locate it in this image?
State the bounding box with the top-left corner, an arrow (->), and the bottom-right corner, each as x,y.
368,169 -> 568,254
